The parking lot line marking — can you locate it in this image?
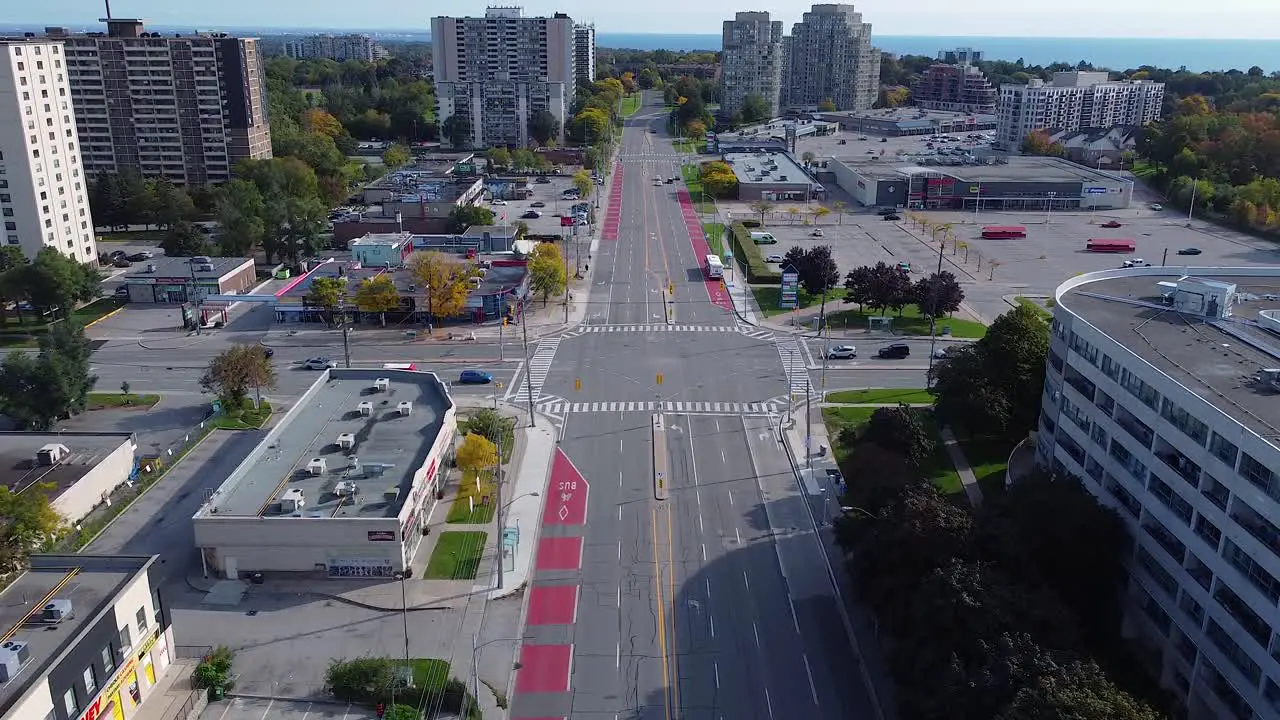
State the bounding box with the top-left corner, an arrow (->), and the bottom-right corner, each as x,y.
299,702 -> 312,720
215,699 -> 236,720
258,699 -> 274,720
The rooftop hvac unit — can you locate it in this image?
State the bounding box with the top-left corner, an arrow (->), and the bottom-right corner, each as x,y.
397,401 -> 413,416
280,488 -> 306,512
383,487 -> 400,505
333,480 -> 359,497
337,432 -> 356,450
36,443 -> 70,465
43,598 -> 73,622
358,401 -> 374,416
197,264 -> 214,272
373,377 -> 390,392
306,457 -> 327,476
0,641 -> 30,682
145,264 -> 157,273
190,256 -> 212,264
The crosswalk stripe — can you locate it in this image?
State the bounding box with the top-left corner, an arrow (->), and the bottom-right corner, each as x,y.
525,337 -> 561,403
547,400 -> 781,415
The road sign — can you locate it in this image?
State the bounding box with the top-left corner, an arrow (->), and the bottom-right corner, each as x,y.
780,265 -> 800,309
543,448 -> 589,526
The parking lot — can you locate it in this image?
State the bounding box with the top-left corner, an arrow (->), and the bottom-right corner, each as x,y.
794,126 -> 994,171
201,697 -> 381,720
494,172 -> 600,237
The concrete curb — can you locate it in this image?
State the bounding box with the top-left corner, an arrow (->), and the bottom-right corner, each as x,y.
84,306 -> 125,329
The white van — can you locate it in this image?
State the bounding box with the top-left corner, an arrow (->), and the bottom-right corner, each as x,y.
749,231 -> 778,245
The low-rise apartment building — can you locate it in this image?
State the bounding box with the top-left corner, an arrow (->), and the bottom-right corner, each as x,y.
1040,267 -> 1280,720
996,71 -> 1163,150
283,33 -> 381,62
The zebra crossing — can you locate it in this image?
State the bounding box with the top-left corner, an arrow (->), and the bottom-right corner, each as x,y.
563,323 -> 775,341
512,337 -> 560,403
775,337 -> 812,398
536,400 -> 784,415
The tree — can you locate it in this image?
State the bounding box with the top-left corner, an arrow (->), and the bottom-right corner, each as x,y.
740,93 -> 770,123
445,205 -> 495,234
352,275 -> 402,327
571,170 -> 593,199
200,343 -> 277,410
24,248 -> 100,317
995,659 -> 1161,720
0,353 -> 64,430
442,114 -> 472,148
801,245 -> 839,295
510,148 -> 536,171
305,277 -> 348,327
528,242 -> 567,306
1021,130 -> 1066,157
569,108 -> 610,144
913,271 -> 965,318
466,408 -> 509,448
865,404 -> 936,467
817,98 -> 837,112
119,169 -> 153,228
213,179 -> 267,257
487,147 -> 512,170
748,200 -> 775,224
455,432 -> 498,488
407,251 -> 471,323
38,319 -> 97,418
862,261 -> 913,314
88,170 -> 126,230
699,161 -> 738,199
0,248 -> 30,326
302,108 -> 345,139
160,221 -> 211,258
801,150 -> 816,167
528,109 -> 560,145
234,157 -> 328,263
149,178 -> 196,229
382,705 -> 421,720
842,265 -> 873,311
0,482 -> 63,571
325,657 -> 400,704
381,143 -> 411,170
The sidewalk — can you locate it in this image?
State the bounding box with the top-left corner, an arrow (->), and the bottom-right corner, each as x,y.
939,426 -> 985,508
131,659 -> 204,720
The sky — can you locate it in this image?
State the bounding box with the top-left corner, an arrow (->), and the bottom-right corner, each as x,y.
7,0 -> 1280,38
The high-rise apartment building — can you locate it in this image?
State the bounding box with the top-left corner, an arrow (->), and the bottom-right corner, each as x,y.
783,4 -> 880,112
720,12 -> 784,119
912,63 -> 997,115
1039,267 -> 1280,720
996,71 -> 1164,150
939,47 -> 982,65
431,8 -> 575,149
283,33 -> 381,62
573,23 -> 595,87
0,39 -> 99,263
44,18 -> 272,187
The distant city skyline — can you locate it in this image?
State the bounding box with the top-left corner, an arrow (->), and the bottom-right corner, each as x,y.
5,0 -> 1280,39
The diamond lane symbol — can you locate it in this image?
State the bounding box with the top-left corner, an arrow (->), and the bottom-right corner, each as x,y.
557,505 -> 570,522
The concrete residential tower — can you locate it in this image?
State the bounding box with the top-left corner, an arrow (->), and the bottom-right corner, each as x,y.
784,4 -> 880,112
45,19 -> 272,187
0,38 -> 98,263
573,23 -> 596,86
996,71 -> 1164,150
431,8 -> 575,149
720,12 -> 785,119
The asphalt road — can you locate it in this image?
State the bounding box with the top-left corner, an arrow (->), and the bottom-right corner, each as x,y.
508,92 -> 877,720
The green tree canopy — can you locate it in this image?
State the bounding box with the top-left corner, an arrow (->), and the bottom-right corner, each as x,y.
160,221 -> 211,258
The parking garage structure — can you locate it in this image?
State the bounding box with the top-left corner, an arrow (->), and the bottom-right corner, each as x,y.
192,368 -> 457,579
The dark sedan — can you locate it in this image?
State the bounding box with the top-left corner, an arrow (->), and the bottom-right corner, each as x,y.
1177,247 -> 1202,255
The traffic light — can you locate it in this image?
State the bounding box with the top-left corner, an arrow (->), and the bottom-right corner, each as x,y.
656,373 -> 664,386
668,282 -> 674,294
575,378 -> 582,392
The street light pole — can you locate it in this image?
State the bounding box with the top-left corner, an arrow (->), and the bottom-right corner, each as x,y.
925,224 -> 947,387
521,308 -> 536,427
495,436 -> 505,589
339,301 -> 352,368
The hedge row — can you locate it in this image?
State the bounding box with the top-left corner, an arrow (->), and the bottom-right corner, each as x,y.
728,222 -> 781,283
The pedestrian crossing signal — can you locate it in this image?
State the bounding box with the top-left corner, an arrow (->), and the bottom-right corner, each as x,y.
656,373 -> 664,386
575,378 -> 582,392
668,282 -> 674,294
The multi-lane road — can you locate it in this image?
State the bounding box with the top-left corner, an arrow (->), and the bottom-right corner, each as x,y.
508,94 -> 880,720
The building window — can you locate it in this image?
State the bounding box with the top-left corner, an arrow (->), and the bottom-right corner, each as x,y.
119,624 -> 132,650
136,606 -> 148,632
1210,432 -> 1239,469
5,236 -> 17,245
63,687 -> 78,715
100,643 -> 115,674
82,665 -> 96,694
3,222 -> 15,232
1240,452 -> 1280,503
1,209 -> 11,217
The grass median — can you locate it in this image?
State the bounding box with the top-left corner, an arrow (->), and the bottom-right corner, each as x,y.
211,400 -> 272,430
821,305 -> 987,338
825,388 -> 933,404
822,405 -> 964,497
620,94 -> 641,117
750,285 -> 848,317
86,392 -> 160,410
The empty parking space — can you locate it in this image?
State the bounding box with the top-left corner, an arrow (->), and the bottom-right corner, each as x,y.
202,697 -> 378,720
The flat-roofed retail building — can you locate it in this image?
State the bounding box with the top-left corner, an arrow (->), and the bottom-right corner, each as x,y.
192,368 -> 457,579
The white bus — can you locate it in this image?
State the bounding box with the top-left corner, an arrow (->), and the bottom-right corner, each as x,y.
705,254 -> 724,279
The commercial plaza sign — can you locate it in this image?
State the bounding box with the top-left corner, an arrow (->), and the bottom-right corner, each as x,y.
1084,187 -> 1109,194
77,629 -> 161,720
779,266 -> 800,310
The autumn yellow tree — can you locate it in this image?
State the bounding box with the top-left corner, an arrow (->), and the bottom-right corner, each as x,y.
455,432 -> 498,492
528,242 -> 567,306
407,251 -> 472,326
353,275 -> 402,327
700,161 -> 738,198
302,108 -> 344,139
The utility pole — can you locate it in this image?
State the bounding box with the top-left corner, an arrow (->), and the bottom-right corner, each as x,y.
818,284 -> 830,399
340,301 -> 352,368
521,308 -> 535,427
804,375 -> 813,470
563,232 -> 570,324
498,315 -> 505,362
1187,177 -> 1198,222
495,435 -> 505,589
925,227 -> 947,387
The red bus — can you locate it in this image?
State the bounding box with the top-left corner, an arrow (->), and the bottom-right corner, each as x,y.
1086,238 -> 1136,253
981,225 -> 1027,239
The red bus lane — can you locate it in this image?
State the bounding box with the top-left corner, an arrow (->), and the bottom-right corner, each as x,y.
676,189 -> 733,311
602,163 -> 623,241
513,448 -> 590,714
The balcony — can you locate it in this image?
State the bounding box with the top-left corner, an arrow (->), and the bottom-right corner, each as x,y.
1142,519 -> 1186,563
1114,405 -> 1155,450
1229,502 -> 1280,561
1153,438 -> 1201,488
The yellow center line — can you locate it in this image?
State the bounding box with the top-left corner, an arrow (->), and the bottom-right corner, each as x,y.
652,505 -> 673,720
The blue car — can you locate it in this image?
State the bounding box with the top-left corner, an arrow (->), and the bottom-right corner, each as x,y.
458,369 -> 493,384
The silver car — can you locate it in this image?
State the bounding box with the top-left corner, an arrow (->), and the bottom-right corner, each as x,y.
827,345 -> 857,359
303,357 -> 337,370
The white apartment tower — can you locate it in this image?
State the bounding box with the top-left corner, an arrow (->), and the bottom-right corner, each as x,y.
283,34 -> 381,62
1040,267 -> 1280,720
720,12 -> 784,119
431,8 -> 575,149
46,19 -> 273,187
573,23 -> 595,87
997,71 -> 1164,150
784,4 -> 880,112
0,39 -> 98,263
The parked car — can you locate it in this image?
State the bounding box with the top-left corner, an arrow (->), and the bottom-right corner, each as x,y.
458,369 -> 493,384
535,177 -> 551,184
810,229 -> 824,237
112,286 -> 130,298
1177,247 -> 1202,255
521,210 -> 542,219
1100,220 -> 1123,228
126,252 -> 153,262
530,201 -> 546,208
1150,203 -> 1164,211
876,208 -> 896,216
1122,258 -> 1151,268
877,343 -> 911,359
108,249 -> 127,260
112,258 -> 132,268
826,345 -> 857,359
261,346 -> 275,359
765,254 -> 784,263
303,357 -> 336,370
491,199 -> 507,206
882,214 -> 901,221
858,136 -> 868,141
